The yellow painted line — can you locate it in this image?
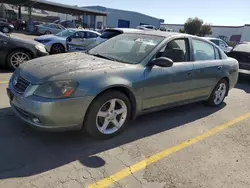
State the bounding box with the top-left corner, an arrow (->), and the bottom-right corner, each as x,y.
89,113 -> 250,188
0,81 -> 8,84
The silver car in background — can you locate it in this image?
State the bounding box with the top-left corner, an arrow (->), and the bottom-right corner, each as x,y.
203,37 -> 233,53
36,23 -> 66,35
34,29 -> 101,54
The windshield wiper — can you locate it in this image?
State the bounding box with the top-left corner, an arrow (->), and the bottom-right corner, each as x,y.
91,53 -> 116,61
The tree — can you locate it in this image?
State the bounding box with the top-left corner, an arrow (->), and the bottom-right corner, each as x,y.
184,17 -> 203,35
199,24 -> 213,37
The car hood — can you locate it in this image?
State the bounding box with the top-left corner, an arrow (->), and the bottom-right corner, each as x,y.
10,35 -> 40,46
17,52 -> 132,84
35,34 -> 65,41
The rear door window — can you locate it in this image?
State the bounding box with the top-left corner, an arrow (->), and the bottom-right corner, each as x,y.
192,39 -> 216,61
86,32 -> 99,38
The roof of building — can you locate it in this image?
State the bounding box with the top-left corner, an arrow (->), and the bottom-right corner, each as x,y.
83,6 -> 163,21
2,0 -> 107,16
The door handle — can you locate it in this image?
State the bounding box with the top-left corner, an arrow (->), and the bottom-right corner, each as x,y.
187,72 -> 192,76
217,66 -> 222,70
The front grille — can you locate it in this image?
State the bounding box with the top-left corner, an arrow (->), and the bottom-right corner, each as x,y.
13,76 -> 30,94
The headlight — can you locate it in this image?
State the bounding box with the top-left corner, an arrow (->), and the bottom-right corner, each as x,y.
33,81 -> 78,99
9,24 -> 14,28
35,44 -> 47,53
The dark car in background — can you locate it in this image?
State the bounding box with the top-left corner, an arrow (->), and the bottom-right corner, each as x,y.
0,32 -> 48,70
0,21 -> 14,33
227,42 -> 250,75
58,20 -> 76,28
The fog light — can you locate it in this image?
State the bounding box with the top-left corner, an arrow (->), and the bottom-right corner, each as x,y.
31,117 -> 41,124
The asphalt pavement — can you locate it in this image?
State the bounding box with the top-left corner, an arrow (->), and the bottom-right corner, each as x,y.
0,70 -> 250,188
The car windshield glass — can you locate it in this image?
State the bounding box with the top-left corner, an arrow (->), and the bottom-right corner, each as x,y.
56,29 -> 75,37
100,30 -> 121,39
233,43 -> 250,53
88,33 -> 164,64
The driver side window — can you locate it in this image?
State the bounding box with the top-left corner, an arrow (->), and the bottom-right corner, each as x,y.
156,38 -> 189,62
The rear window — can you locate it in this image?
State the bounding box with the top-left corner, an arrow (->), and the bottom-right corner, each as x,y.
233,43 -> 250,53
100,30 -> 122,39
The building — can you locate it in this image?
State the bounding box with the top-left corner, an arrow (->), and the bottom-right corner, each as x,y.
82,6 -> 164,29
161,23 -> 250,44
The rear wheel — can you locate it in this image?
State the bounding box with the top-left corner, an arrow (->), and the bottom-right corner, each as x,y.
7,50 -> 31,70
84,91 -> 131,139
50,43 -> 65,54
206,79 -> 228,106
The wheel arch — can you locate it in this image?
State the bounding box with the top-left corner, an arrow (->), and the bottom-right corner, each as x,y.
88,85 -> 137,121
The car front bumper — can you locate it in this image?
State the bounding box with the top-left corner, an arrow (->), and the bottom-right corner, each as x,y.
36,50 -> 49,58
7,81 -> 94,131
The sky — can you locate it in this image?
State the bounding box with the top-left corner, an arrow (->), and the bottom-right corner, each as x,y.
53,0 -> 250,26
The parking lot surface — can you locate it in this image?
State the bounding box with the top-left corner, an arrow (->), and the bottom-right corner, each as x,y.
0,71 -> 250,188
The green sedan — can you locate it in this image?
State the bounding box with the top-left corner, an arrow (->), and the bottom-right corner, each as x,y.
7,31 -> 239,139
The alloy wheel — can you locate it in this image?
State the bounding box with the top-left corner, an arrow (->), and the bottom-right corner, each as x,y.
10,52 -> 30,68
213,83 -> 227,105
96,98 -> 128,135
2,27 -> 9,33
51,44 -> 64,54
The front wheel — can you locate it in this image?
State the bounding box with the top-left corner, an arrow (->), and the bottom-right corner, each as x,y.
2,26 -> 10,33
84,91 -> 131,139
7,50 -> 31,70
206,79 -> 228,107
50,43 -> 65,54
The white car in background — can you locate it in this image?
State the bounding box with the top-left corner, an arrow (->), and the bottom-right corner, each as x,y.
34,29 -> 100,54
136,25 -> 156,30
36,23 -> 66,35
203,37 -> 233,53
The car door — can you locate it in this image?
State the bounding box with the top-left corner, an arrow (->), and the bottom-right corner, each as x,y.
67,31 -> 85,51
82,31 -> 99,47
191,38 -> 223,98
142,38 -> 197,110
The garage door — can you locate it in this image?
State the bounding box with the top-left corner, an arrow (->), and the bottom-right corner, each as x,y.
118,19 -> 130,28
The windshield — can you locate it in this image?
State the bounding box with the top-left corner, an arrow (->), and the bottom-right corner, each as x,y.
55,29 -> 75,37
88,33 -> 164,64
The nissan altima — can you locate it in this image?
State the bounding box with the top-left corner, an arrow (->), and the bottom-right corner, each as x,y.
7,31 -> 239,139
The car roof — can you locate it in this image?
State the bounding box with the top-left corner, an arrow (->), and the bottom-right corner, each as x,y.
68,28 -> 101,35
202,37 -> 220,40
104,28 -> 142,33
108,29 -> 192,38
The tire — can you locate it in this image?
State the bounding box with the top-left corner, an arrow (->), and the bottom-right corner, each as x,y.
2,26 -> 10,33
7,50 -> 32,70
84,91 -> 131,139
206,79 -> 228,107
44,31 -> 51,35
50,43 -> 65,54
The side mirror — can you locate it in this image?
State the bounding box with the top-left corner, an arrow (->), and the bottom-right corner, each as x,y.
67,37 -> 72,42
150,57 -> 173,67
